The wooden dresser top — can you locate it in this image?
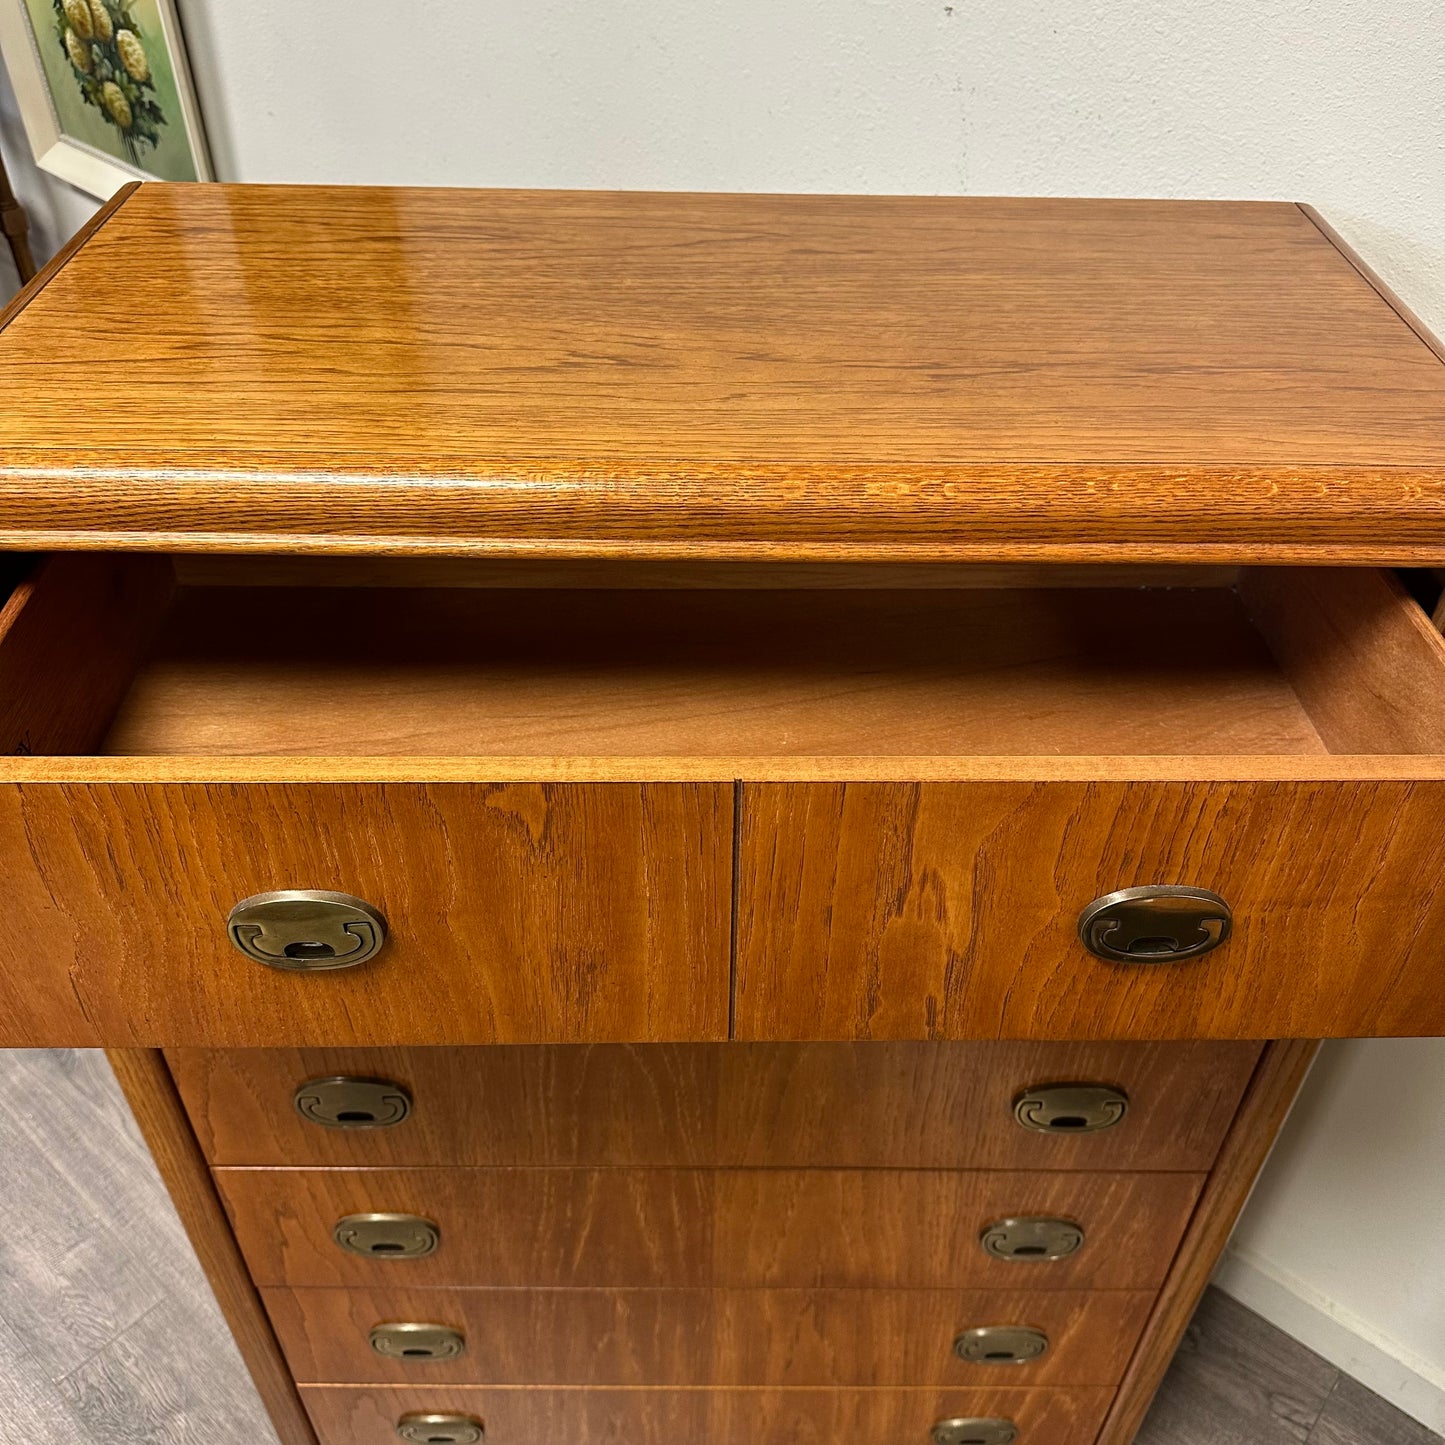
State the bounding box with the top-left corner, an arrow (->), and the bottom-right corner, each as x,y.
2,183 -> 1443,561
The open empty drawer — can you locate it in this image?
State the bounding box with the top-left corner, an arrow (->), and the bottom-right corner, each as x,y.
0,556 -> 1442,1045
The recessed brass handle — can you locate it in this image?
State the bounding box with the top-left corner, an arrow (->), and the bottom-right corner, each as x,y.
954,1324 -> 1050,1365
1013,1083 -> 1128,1134
333,1212 -> 439,1259
395,1414 -> 484,1445
227,889 -> 387,970
931,1417 -> 1018,1445
979,1215 -> 1084,1262
294,1075 -> 412,1130
370,1321 -> 466,1361
1078,885 -> 1231,964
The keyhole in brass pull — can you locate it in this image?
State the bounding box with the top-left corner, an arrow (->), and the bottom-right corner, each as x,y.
285,940 -> 336,960
395,1415 -> 484,1445
227,890 -> 388,971
1078,885 -> 1232,964
294,1077 -> 412,1131
1013,1084 -> 1129,1134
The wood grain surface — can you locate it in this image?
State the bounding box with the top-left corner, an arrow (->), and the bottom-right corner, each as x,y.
0,554 -> 172,756
10,753 -> 1445,786
1299,205 -> 1445,366
2,187 -> 1444,560
214,1167 -> 1202,1291
170,555 -> 1246,590
734,779 -> 1445,1040
1,1051 -> 1404,1445
264,1285 -> 1154,1388
100,584 -> 1327,759
7,553 -> 1445,1043
106,1050 -> 318,1445
0,181 -> 136,334
169,1041 -> 1260,1171
0,782 -> 729,1046
1240,566 -> 1445,753
298,1384 -> 1115,1445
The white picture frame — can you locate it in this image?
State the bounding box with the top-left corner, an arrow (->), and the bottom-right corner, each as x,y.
0,0 -> 211,198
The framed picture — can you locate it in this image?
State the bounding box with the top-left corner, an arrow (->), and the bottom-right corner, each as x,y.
0,0 -> 211,197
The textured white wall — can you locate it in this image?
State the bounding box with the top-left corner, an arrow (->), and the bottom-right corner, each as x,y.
3,0 -> 1444,1422
1220,1040 -> 1445,1430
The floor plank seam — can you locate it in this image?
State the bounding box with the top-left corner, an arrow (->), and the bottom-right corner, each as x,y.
49,1297 -> 167,1389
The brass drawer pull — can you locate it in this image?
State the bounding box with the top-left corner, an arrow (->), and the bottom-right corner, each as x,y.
396,1414 -> 484,1444
227,889 -> 387,970
980,1215 -> 1084,1262
1013,1083 -> 1128,1134
1078,885 -> 1231,963
954,1324 -> 1049,1364
932,1418 -> 1017,1445
333,1212 -> 439,1259
370,1321 -> 466,1361
294,1075 -> 412,1130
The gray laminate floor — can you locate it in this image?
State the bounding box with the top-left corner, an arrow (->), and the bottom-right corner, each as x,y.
0,1049 -> 1435,1445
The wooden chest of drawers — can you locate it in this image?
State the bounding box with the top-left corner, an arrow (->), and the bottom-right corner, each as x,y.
4,183 -> 1445,1445
172,1039 -> 1234,1443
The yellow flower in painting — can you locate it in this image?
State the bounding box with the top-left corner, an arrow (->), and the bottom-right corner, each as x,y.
101,79 -> 132,128
115,29 -> 149,82
62,0 -> 92,40
87,0 -> 113,42
63,27 -> 91,71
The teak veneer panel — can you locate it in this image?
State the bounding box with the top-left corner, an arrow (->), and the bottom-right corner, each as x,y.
101,585 -> 1326,759
265,1285 -> 1154,1388
1241,566 -> 1445,754
0,554 -> 172,756
3,188 -> 1445,560
215,1167 -> 1202,1291
735,779 -> 1445,1040
299,1385 -> 1114,1445
171,1041 -> 1260,1172
0,781 -> 729,1047
171,555 -> 1246,590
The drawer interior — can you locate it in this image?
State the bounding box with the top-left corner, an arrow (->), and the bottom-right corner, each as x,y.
7,556 -> 1445,762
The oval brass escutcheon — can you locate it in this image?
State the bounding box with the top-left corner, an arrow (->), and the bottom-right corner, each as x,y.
979,1216 -> 1084,1262
227,889 -> 387,970
1013,1083 -> 1129,1134
370,1321 -> 466,1361
1078,884 -> 1231,964
931,1417 -> 1018,1445
333,1213 -> 440,1260
294,1076 -> 413,1130
954,1324 -> 1050,1365
395,1413 -> 484,1445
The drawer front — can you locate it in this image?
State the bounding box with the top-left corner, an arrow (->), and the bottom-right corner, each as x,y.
0,781 -> 730,1046
266,1285 -> 1154,1387
173,1040 -> 1259,1170
217,1167 -> 1201,1290
300,1384 -> 1114,1445
736,779 -> 1445,1040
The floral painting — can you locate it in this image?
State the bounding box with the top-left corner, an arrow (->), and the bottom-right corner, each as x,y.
21,0 -> 203,181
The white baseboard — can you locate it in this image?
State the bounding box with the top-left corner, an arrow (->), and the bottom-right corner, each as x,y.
1214,1248 -> 1445,1435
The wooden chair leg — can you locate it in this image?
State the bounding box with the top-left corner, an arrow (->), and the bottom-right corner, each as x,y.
0,146 -> 37,284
